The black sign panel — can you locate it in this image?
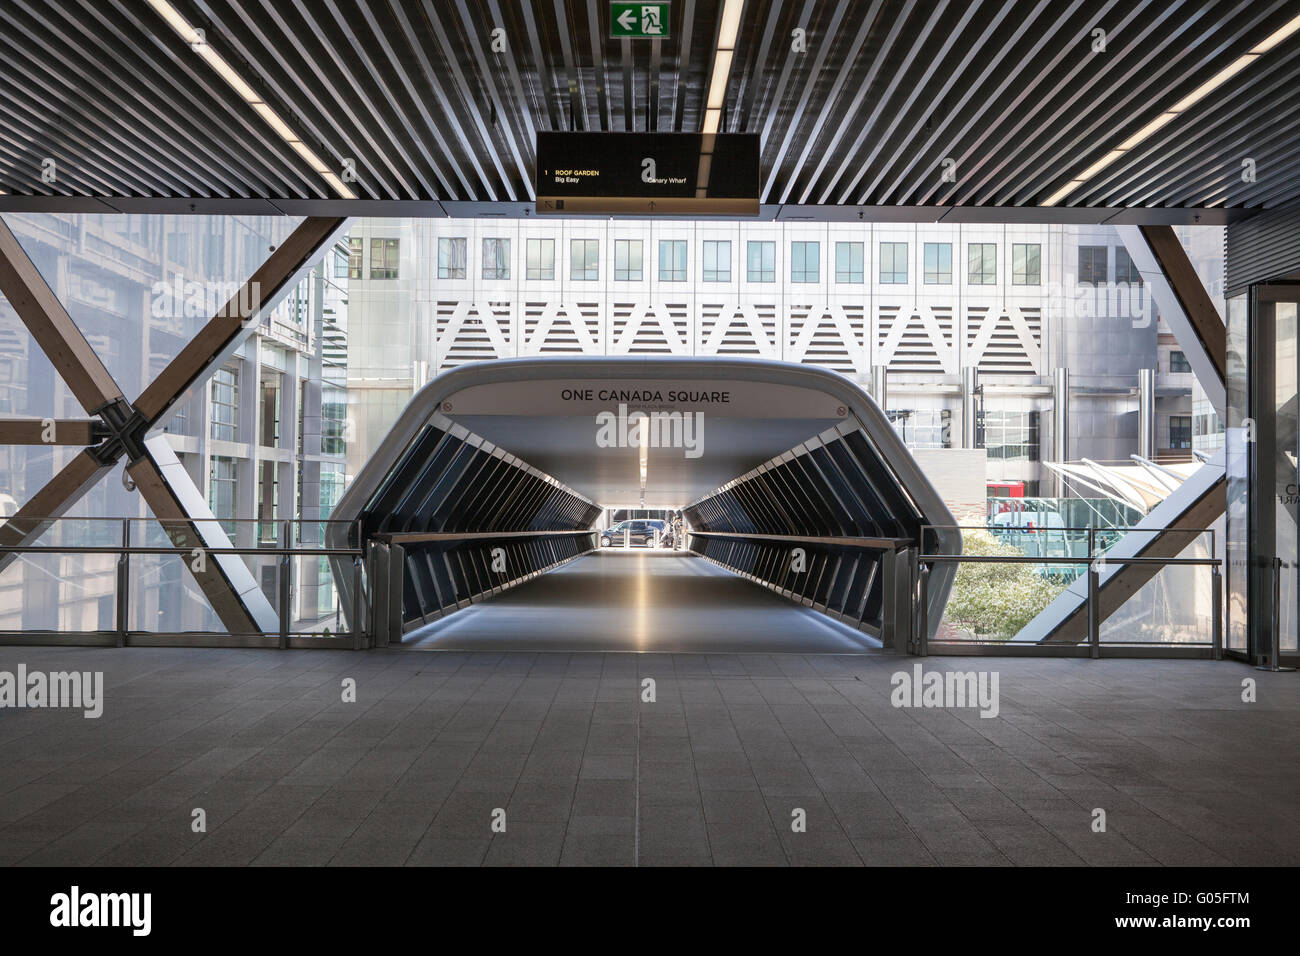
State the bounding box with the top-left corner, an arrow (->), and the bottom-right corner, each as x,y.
535,132 -> 760,216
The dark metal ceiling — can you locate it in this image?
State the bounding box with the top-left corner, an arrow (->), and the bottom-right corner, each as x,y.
0,0 -> 1297,222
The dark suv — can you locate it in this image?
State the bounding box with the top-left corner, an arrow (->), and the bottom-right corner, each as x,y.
600,520 -> 669,548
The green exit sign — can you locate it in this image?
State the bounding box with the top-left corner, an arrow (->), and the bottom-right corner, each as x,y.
610,2 -> 670,39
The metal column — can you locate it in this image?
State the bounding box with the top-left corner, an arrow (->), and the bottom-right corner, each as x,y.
880,545 -> 915,653
961,366 -> 979,448
871,364 -> 889,411
1053,367 -> 1070,496
1138,367 -> 1155,459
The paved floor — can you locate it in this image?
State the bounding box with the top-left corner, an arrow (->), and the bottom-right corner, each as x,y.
0,645 -> 1296,866
406,550 -> 880,653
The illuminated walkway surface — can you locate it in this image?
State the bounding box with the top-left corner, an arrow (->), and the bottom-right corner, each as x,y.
405,551 -> 880,654
0,646 -> 1296,866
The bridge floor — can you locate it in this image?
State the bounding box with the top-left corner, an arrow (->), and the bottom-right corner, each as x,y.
403,550 -> 881,654
0,645 -> 1294,866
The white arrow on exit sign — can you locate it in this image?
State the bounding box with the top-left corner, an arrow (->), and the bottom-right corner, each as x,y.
617,9 -> 636,30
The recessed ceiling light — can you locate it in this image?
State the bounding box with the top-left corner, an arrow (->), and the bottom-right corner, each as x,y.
145,0 -> 355,200
701,0 -> 744,133
1043,16 -> 1300,206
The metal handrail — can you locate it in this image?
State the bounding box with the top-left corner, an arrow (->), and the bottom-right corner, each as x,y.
920,523 -> 1218,566
0,515 -> 365,557
0,545 -> 363,556
919,554 -> 1220,566
0,516 -> 360,525
688,530 -> 913,549
923,522 -> 1215,535
0,517 -> 368,648
916,524 -> 1223,657
375,529 -> 597,544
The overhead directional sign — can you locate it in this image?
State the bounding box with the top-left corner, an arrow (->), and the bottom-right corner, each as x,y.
610,2 -> 670,39
535,132 -> 759,216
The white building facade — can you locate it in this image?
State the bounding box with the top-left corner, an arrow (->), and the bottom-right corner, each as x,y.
344,217 -> 1223,504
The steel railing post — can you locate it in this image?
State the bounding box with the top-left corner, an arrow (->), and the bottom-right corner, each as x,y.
278,520 -> 291,649
1258,557 -> 1296,671
916,558 -> 929,657
116,518 -> 130,647
355,551 -> 367,650
881,545 -> 897,649
1087,528 -> 1100,658
1087,572 -> 1100,659
1211,565 -> 1223,660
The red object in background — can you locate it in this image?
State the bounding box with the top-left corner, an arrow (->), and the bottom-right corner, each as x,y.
987,481 -> 1026,513
988,481 -> 1025,497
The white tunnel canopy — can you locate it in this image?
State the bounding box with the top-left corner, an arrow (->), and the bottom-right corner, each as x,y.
330,357 -> 961,637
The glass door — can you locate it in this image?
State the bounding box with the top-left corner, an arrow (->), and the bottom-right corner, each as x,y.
1242,284 -> 1300,663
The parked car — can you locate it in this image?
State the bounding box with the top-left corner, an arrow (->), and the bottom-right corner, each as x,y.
600,519 -> 670,548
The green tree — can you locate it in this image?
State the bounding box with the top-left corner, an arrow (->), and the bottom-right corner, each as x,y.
943,528 -> 1066,639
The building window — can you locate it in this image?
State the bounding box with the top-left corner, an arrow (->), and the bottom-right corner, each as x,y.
923,242 -> 951,284
322,385 -> 347,455
614,239 -> 643,281
791,241 -> 819,283
1012,243 -> 1040,285
370,237 -> 400,279
571,239 -> 599,280
333,244 -> 350,279
1170,350 -> 1192,373
1078,245 -> 1108,284
1195,409 -> 1221,442
437,237 -> 466,279
1169,415 -> 1193,450
747,240 -> 775,282
1115,246 -> 1142,285
880,241 -> 908,284
835,241 -> 863,283
210,365 -> 238,443
1115,246 -> 1145,315
165,231 -> 188,268
526,238 -> 554,280
320,463 -> 345,516
482,238 -> 510,280
887,409 -> 952,449
981,410 -> 1041,461
702,240 -> 731,282
968,243 -> 996,284
259,377 -> 280,448
347,237 -> 363,279
659,240 -> 687,281
257,460 -> 279,544
165,396 -> 191,437
209,456 -> 237,538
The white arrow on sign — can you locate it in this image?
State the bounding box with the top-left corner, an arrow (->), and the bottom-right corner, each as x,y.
617,9 -> 637,30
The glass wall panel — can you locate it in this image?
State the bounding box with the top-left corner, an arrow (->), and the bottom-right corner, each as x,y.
1266,293 -> 1299,653
1225,292 -> 1249,653
1228,285 -> 1300,660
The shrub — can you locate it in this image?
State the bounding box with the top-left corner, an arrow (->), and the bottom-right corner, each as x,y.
943,527 -> 1067,639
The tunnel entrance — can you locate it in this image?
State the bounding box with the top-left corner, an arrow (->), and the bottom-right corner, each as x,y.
329,357 -> 960,652
401,550 -> 881,654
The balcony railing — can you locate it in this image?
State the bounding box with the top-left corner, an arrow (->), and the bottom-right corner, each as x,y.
0,517 -> 368,648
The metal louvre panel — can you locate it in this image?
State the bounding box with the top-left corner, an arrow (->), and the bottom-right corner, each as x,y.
965,305 -> 1041,374
1,2 -> 1298,215
1225,203 -> 1300,294
357,424 -> 595,540
436,301 -> 513,369
699,302 -> 778,357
